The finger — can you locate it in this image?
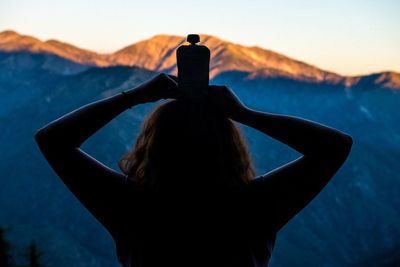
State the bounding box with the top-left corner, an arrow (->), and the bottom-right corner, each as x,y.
165,84 -> 183,99
167,89 -> 183,100
208,85 -> 225,92
157,73 -> 177,87
167,74 -> 178,83
166,78 -> 178,90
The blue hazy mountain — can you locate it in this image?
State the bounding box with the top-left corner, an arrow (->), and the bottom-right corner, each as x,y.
0,30 -> 399,267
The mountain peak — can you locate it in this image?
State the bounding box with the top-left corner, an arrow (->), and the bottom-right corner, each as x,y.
108,33 -> 342,81
343,71 -> 400,90
0,31 -> 110,66
0,30 -> 20,38
0,30 -> 46,53
370,71 -> 400,89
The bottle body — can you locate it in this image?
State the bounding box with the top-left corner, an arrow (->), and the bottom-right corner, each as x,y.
176,35 -> 210,100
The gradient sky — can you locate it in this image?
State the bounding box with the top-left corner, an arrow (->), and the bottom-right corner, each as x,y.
1,0 -> 399,76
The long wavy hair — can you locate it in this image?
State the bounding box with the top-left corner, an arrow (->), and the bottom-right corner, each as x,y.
118,99 -> 255,190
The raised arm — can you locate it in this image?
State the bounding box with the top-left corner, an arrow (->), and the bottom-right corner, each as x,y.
208,85 -> 353,232
34,73 -> 180,238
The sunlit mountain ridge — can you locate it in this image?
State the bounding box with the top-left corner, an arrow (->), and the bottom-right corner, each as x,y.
1,30 -> 399,89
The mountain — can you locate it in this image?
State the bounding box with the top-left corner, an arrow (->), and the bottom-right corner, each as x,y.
348,71 -> 400,90
0,30 -> 109,66
1,30 -> 400,267
1,30 -> 399,88
110,34 -> 344,83
109,34 -> 185,73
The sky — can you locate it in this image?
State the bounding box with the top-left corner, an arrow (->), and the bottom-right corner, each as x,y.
0,0 -> 399,76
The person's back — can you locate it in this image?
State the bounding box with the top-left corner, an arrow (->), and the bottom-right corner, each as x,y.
34,73 -> 352,267
115,182 -> 275,267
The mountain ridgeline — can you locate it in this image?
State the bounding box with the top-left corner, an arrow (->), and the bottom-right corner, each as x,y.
0,30 -> 399,267
1,30 -> 399,88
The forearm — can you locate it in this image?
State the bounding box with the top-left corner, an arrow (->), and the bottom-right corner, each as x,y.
236,107 -> 352,157
35,86 -> 142,148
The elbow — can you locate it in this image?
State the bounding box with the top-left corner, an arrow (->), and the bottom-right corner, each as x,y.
34,124 -> 76,150
34,127 -> 48,147
331,133 -> 353,161
341,133 -> 353,154
34,125 -> 54,148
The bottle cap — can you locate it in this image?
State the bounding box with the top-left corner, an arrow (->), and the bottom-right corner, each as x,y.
187,34 -> 200,45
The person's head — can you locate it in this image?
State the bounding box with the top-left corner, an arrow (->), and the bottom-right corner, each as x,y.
119,99 -> 255,190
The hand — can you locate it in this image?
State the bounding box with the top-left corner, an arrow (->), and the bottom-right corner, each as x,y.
132,73 -> 181,104
207,85 -> 248,121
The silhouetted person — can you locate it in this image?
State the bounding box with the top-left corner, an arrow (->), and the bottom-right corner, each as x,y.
35,73 -> 352,267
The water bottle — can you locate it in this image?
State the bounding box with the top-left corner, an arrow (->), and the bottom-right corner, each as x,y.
177,34 -> 210,101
